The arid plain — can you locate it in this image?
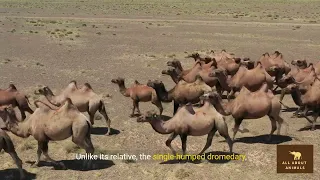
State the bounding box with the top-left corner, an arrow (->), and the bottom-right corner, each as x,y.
0,0 -> 320,179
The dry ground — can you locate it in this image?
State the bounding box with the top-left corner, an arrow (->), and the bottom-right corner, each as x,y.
0,0 -> 320,180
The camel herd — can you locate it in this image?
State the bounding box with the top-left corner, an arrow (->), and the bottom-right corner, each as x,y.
0,49 -> 320,179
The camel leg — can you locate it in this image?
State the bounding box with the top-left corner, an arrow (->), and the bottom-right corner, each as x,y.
297,106 -> 308,117
165,132 -> 178,155
216,121 -> 233,153
273,85 -> 279,93
173,101 -> 179,115
32,142 -> 43,167
25,106 -> 34,115
42,141 -> 66,169
98,103 -> 111,136
135,101 -> 141,115
130,100 -> 137,117
73,136 -> 94,169
268,116 -> 277,141
198,128 -> 217,155
89,112 -> 95,125
152,99 -> 163,116
310,109 -> 319,131
180,134 -> 188,156
7,150 -> 25,179
279,88 -> 290,109
232,118 -> 243,141
276,116 -> 284,135
17,106 -> 27,120
227,89 -> 235,101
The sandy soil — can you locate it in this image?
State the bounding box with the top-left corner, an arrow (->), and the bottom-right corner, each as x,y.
0,0 -> 319,180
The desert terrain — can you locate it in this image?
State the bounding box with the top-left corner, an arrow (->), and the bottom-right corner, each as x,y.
0,0 -> 320,179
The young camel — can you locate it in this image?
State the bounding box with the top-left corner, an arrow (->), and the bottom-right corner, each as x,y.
136,94 -> 233,156
38,81 -> 112,135
207,83 -> 285,141
0,84 -> 34,120
0,98 -> 94,170
0,129 -> 25,180
147,75 -> 213,115
111,77 -> 163,117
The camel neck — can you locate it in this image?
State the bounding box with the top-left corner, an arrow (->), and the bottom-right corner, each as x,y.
213,98 -> 232,116
6,118 -> 30,138
170,72 -> 180,84
149,118 -> 171,134
154,86 -> 173,102
117,82 -> 129,97
290,89 -> 303,106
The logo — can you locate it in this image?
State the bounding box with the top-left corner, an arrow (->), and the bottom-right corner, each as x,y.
277,145 -> 313,173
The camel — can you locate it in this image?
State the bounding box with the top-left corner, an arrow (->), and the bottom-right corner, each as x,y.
0,98 -> 94,169
111,77 -> 163,117
185,52 -> 213,64
136,93 -> 233,156
0,129 -> 25,180
289,76 -> 320,130
279,64 -> 317,115
161,67 -> 181,84
257,51 -> 291,77
38,81 -> 112,135
206,83 -> 285,141
222,62 -> 274,100
0,84 -> 34,120
147,75 -> 213,114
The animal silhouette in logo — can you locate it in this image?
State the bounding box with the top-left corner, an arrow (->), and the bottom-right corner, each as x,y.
289,151 -> 302,160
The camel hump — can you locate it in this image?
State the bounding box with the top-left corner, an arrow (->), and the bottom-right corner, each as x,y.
8,84 -> 17,91
62,98 -> 77,111
69,80 -> 77,86
185,103 -> 195,115
221,49 -> 226,52
134,80 -> 141,85
83,83 -> 93,90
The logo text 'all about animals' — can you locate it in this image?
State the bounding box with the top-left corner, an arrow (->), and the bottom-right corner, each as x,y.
282,151 -> 307,170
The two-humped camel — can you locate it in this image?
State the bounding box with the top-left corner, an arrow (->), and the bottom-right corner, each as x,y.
38,81 -> 112,135
0,128 -> 25,179
136,92 -> 233,156
207,83 -> 286,141
0,98 -> 94,170
0,84 -> 33,121
111,77 -> 163,117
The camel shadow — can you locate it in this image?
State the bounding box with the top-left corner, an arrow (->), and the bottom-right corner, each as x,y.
298,124 -> 320,131
159,151 -> 237,164
0,169 -> 36,180
91,127 -> 120,135
26,159 -> 115,171
231,135 -> 292,144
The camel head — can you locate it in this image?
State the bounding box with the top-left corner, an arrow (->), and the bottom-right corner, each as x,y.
136,110 -> 158,122
185,52 -> 200,60
111,77 -> 125,85
200,91 -> 221,105
291,59 -> 308,68
0,105 -> 18,125
167,60 -> 180,67
38,86 -> 54,96
161,67 -> 176,75
209,68 -> 226,78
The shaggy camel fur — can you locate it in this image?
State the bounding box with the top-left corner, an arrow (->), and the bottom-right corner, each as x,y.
289,76 -> 320,130
38,81 -> 112,135
111,77 -> 163,117
0,84 -> 33,120
136,95 -> 233,156
207,83 -> 285,141
224,62 -> 274,100
147,75 -> 213,115
0,99 -> 94,169
162,67 -> 181,84
0,129 -> 25,180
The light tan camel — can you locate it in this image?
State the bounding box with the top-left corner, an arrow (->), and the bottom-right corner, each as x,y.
0,129 -> 25,179
207,83 -> 285,141
0,98 -> 94,170
111,77 -> 163,117
38,81 -> 111,135
136,94 -> 233,156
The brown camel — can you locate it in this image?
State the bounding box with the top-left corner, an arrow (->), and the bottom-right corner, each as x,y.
147,75 -> 213,115
161,67 -> 181,84
206,83 -> 285,141
136,94 -> 233,156
0,98 -> 94,169
38,81 -> 112,135
0,84 -> 33,120
289,76 -> 320,130
111,77 -> 163,117
0,128 -> 25,180
224,62 -> 274,100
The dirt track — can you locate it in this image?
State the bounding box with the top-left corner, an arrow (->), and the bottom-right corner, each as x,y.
0,0 -> 320,180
